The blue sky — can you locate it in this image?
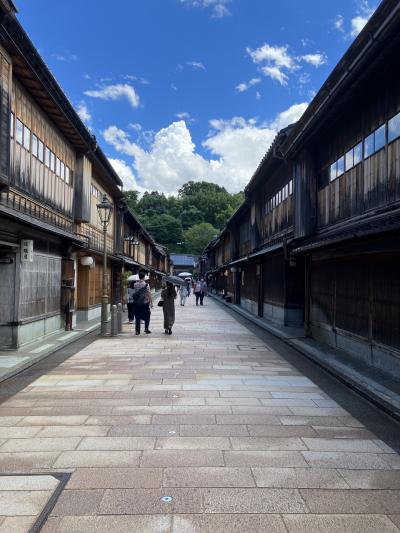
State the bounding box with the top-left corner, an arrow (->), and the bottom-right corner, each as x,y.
17,0 -> 379,193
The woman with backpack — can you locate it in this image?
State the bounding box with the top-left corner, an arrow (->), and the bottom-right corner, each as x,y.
161,281 -> 176,335
133,271 -> 153,335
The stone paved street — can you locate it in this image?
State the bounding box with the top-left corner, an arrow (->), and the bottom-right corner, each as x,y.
0,295 -> 399,532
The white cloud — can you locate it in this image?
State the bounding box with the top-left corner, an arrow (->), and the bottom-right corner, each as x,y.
351,15 -> 370,37
236,77 -> 261,93
52,52 -> 78,62
261,66 -> 289,86
269,102 -> 308,130
177,61 -> 206,72
108,158 -> 145,193
351,1 -> 375,37
170,83 -> 178,91
334,14 -> 344,32
301,53 -> 327,67
83,73 -> 91,80
179,0 -> 232,18
247,44 -> 295,69
255,91 -> 261,100
334,2 -> 376,38
129,123 -> 143,132
75,102 -> 91,125
85,83 -> 140,108
187,61 -> 206,70
103,102 -> 308,194
247,42 -> 327,87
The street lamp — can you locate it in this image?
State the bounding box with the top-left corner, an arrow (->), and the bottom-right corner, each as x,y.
97,194 -> 113,336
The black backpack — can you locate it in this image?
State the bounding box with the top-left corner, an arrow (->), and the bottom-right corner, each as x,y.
132,285 -> 147,305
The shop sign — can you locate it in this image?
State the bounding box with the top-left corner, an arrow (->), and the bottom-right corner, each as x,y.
21,239 -> 33,262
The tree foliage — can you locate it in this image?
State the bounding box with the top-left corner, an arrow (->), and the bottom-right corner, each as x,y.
183,223 -> 219,255
124,181 -> 244,254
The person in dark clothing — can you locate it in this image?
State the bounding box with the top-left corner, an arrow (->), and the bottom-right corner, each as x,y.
127,281 -> 136,324
133,271 -> 153,335
161,281 -> 176,335
199,279 -> 207,305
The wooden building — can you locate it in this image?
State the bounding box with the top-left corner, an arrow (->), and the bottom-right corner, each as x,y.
203,0 -> 400,379
0,1 -> 167,348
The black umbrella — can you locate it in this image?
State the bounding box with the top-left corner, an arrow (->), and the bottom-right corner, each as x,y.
163,274 -> 186,286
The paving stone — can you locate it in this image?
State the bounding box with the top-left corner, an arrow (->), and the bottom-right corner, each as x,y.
0,416 -> 24,426
180,424 -> 249,437
338,469 -> 400,489
141,450 -> 224,467
311,426 -> 375,439
0,452 -> 60,472
68,467 -> 163,489
152,414 -> 216,425
0,516 -> 36,533
18,416 -> 88,426
280,416 -> 345,426
302,451 -> 393,469
0,437 -> 82,452
252,467 -> 348,488
156,437 -> 230,449
225,451 -> 308,467
109,424 -> 179,437
172,513 -> 287,532
302,438 -> 384,453
77,436 -> 155,450
202,487 -> 308,513
53,450 -> 141,468
230,437 -> 306,451
85,415 -> 151,425
0,427 -> 40,438
283,514 -> 399,532
0,475 -> 58,491
55,515 -> 172,533
247,425 -> 317,437
0,490 -> 50,515
164,467 -> 255,487
300,489 -> 400,514
99,488 -> 203,514
389,515 -> 400,528
35,426 -> 110,438
51,489 -> 104,516
217,415 -> 281,425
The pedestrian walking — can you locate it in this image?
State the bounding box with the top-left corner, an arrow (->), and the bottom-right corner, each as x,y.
194,279 -> 202,306
179,285 -> 187,306
161,281 -> 176,334
186,279 -> 191,297
200,278 -> 207,306
127,281 -> 136,324
133,271 -> 153,335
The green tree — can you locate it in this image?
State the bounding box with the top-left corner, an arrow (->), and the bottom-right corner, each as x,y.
144,214 -> 183,248
124,190 -> 139,212
181,205 -> 203,229
183,222 -> 218,255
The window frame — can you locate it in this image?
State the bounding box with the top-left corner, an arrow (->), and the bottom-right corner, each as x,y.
16,118 -> 23,145
23,125 -> 31,151
31,134 -> 38,158
10,112 -> 14,138
388,111 -> 400,144
38,140 -> 44,163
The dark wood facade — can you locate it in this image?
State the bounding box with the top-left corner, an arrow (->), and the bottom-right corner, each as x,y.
204,0 -> 400,379
0,4 -> 168,348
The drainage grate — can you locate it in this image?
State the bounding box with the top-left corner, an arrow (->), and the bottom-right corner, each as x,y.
0,472 -> 71,533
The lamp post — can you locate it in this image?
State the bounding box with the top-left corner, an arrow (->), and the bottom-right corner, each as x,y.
97,194 -> 113,336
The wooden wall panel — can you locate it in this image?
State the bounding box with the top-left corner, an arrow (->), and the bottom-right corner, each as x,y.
10,80 -> 74,219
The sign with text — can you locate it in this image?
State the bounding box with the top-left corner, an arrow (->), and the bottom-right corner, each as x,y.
21,239 -> 33,263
